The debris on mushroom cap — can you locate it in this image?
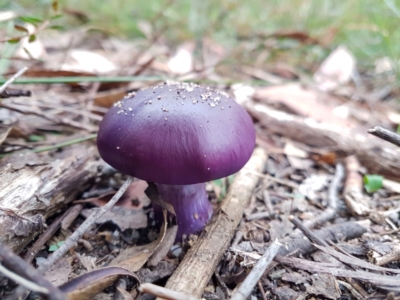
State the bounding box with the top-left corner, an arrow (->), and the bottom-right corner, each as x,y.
97,81 -> 256,185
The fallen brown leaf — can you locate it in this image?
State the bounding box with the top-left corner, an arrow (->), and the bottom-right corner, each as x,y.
58,267 -> 139,300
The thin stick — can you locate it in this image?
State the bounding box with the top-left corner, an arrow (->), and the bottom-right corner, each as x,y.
23,205 -> 82,263
38,176 -> 134,273
0,134 -> 97,158
303,163 -> 344,228
0,264 -> 49,294
368,126 -> 400,147
0,243 -> 66,300
0,75 -> 164,85
0,67 -> 28,94
139,283 -> 199,300
0,102 -> 96,131
231,240 -> 281,300
289,215 -> 329,247
257,281 -> 268,300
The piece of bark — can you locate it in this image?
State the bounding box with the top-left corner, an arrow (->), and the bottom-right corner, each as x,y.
0,143 -> 101,253
247,102 -> 400,179
162,148 -> 267,298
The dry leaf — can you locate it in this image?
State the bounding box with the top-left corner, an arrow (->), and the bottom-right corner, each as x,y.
81,206 -> 147,231
167,42 -> 194,75
59,267 -> 139,300
0,126 -> 12,146
44,257 -> 72,287
305,274 -> 340,300
79,180 -> 150,210
283,142 -> 308,158
94,89 -> 128,108
110,211 -> 167,271
313,46 -> 356,91
147,225 -> 178,267
62,50 -> 116,74
254,83 -> 355,128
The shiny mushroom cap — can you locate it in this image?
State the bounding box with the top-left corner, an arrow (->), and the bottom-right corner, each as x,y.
97,81 -> 256,185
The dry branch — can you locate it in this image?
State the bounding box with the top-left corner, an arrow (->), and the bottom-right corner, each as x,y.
0,243 -> 66,300
303,163 -> 344,228
0,143 -> 101,253
23,205 -> 83,264
277,221 -> 369,257
343,156 -> 370,215
276,255 -> 400,291
0,67 -> 28,94
368,126 -> 400,148
231,240 -> 281,300
162,148 -> 267,298
247,102 -> 400,179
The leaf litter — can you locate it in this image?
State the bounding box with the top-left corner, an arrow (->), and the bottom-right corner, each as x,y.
1,7 -> 400,300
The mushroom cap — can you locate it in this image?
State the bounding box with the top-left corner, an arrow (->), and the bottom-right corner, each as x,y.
97,82 -> 255,185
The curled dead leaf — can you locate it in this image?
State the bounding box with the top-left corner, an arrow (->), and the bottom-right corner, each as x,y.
58,267 -> 139,300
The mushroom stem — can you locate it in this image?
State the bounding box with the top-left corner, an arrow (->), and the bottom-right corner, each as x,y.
154,183 -> 213,240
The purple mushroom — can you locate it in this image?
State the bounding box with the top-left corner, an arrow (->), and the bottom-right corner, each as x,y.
97,82 -> 255,240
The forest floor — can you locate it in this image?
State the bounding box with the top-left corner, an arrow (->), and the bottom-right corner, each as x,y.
1,2 -> 400,300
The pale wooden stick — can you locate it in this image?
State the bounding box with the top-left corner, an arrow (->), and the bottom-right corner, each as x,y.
231,239 -> 281,300
139,283 -> 199,300
368,126 -> 400,148
0,264 -> 49,294
161,148 -> 267,298
0,67 -> 28,94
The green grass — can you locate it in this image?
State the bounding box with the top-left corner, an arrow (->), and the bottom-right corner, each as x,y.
1,0 -> 400,74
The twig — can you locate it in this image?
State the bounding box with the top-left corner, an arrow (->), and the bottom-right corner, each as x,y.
214,271 -> 231,299
289,215 -> 329,247
275,255 -> 400,291
277,220 -> 369,257
0,89 -> 31,98
0,243 -> 66,300
343,155 -> 370,215
249,171 -> 298,189
368,126 -> 400,147
263,190 -> 274,214
12,99 -> 103,121
38,176 -> 134,273
231,239 -> 281,300
162,148 -> 267,298
139,283 -> 199,300
32,134 -> 97,154
0,101 -> 96,131
257,281 -> 268,300
373,245 -> 400,266
0,67 -> 28,94
0,134 -> 97,158
336,280 -> 364,300
23,205 -> 83,263
231,230 -> 244,248
0,75 -> 164,85
246,211 -> 270,221
303,163 -> 344,228
0,264 -> 48,294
